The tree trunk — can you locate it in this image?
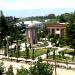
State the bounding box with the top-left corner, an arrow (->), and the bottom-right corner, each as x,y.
72,49 -> 75,61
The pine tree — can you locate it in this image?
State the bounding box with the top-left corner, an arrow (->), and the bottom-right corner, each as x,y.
0,12 -> 8,47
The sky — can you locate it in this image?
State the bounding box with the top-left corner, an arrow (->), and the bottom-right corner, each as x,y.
0,0 -> 75,17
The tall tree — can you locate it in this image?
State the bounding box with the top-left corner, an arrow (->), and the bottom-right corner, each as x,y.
0,12 -> 8,47
65,12 -> 75,60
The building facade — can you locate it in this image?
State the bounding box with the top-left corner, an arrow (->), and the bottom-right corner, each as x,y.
26,25 -> 37,45
47,23 -> 66,37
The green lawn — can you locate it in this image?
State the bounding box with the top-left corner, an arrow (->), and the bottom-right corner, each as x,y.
48,55 -> 72,61
59,49 -> 74,56
48,49 -> 73,61
20,48 -> 57,58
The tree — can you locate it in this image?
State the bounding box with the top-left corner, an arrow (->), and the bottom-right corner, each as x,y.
46,49 -> 50,59
3,39 -> 7,56
58,14 -> 66,22
32,49 -> 35,60
16,66 -> 28,75
50,35 -> 59,46
29,57 -> 53,75
0,62 -> 4,75
48,14 -> 56,19
24,43 -> 30,59
42,24 -> 48,38
15,42 -> 20,62
65,12 -> 75,60
6,65 -> 14,75
37,24 -> 48,41
62,51 -> 64,58
25,47 -> 30,59
53,50 -> 55,60
16,58 -> 53,75
0,12 -> 8,47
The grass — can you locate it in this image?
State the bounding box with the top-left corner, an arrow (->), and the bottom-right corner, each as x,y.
59,49 -> 74,56
48,55 -> 72,61
48,49 -> 74,61
20,48 -> 57,58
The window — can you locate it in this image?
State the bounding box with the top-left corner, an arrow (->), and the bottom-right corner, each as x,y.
57,28 -> 59,31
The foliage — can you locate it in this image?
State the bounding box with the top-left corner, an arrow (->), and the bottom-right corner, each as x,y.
25,46 -> 30,59
29,57 -> 54,75
15,43 -> 20,59
65,12 -> 75,60
48,14 -> 56,19
8,25 -> 23,41
50,35 -> 59,46
6,65 -> 14,75
16,58 -> 53,75
21,48 -> 47,58
50,35 -> 65,47
0,13 -> 8,47
32,49 -> 35,60
57,13 -> 70,22
53,50 -> 55,59
0,62 -> 4,75
46,48 -> 50,59
20,48 -> 56,58
16,66 -> 28,75
45,19 -> 58,25
37,24 -> 48,41
60,49 -> 74,56
25,14 -> 56,21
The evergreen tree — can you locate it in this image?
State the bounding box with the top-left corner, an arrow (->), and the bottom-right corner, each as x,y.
6,65 -> 14,75
0,12 -> 8,47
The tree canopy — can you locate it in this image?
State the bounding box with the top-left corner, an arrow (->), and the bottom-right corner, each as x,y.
65,12 -> 75,60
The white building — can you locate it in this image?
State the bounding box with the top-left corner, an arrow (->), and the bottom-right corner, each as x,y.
16,21 -> 44,29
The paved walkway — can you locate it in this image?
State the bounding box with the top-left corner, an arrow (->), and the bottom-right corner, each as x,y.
53,68 -> 75,75
0,60 -> 30,75
0,42 -> 75,75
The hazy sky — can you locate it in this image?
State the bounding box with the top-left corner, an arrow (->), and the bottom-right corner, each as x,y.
0,0 -> 75,17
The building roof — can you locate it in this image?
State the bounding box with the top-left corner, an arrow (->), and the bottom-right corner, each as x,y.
16,20 -> 43,28
47,23 -> 67,28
